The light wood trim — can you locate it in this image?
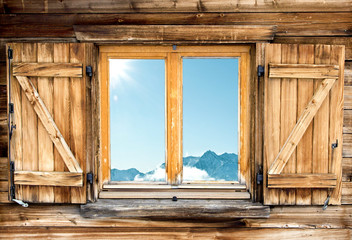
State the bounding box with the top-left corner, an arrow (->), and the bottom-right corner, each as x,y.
75,25 -> 275,42
100,45 -> 251,54
268,174 -> 337,188
14,171 -> 83,187
103,184 -> 246,190
13,63 -> 83,77
99,190 -> 250,199
15,76 -> 82,173
268,78 -> 336,175
269,63 -> 339,79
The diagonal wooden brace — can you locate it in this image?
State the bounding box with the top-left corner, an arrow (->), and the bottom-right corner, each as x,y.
15,76 -> 82,173
268,78 -> 336,175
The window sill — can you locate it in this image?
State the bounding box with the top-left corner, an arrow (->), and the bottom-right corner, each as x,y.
80,199 -> 270,220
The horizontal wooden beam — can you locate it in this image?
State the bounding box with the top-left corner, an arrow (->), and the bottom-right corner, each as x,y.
268,174 -> 337,188
269,64 -> 339,79
1,1 -> 352,13
99,190 -> 250,199
15,76 -> 82,173
268,78 -> 336,174
81,199 -> 269,219
13,63 -> 83,77
14,171 -> 83,187
74,25 -> 276,42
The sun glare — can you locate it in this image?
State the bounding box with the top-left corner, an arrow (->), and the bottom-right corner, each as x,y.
109,59 -> 134,89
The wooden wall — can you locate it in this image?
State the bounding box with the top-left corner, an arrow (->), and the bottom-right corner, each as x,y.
0,0 -> 351,238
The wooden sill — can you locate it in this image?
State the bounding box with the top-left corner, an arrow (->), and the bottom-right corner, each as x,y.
100,183 -> 249,199
80,199 -> 270,220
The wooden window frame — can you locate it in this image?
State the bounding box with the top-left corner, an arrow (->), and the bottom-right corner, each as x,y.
99,45 -> 252,198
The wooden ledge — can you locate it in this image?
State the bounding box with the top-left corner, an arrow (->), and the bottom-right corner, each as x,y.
80,199 -> 270,220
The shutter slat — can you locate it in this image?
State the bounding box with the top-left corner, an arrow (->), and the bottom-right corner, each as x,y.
269,63 -> 339,79
13,63 -> 83,77
14,171 -> 83,187
268,174 -> 337,188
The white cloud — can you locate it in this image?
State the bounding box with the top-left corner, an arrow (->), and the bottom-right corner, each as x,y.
183,167 -> 214,181
113,95 -> 118,102
134,166 -> 213,182
109,59 -> 134,89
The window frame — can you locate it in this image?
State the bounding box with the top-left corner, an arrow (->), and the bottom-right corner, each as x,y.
99,45 -> 252,195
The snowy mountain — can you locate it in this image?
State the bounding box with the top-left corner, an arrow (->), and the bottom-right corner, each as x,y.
111,150 -> 238,181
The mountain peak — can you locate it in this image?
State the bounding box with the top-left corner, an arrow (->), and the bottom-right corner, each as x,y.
202,150 -> 217,157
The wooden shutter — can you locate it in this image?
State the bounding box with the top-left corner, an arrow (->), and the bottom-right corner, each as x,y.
7,43 -> 94,204
264,44 -> 344,205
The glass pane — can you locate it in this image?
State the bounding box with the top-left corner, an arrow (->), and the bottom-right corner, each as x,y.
110,59 -> 165,182
183,58 -> 239,181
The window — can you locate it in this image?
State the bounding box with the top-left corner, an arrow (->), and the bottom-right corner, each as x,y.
100,46 -> 251,198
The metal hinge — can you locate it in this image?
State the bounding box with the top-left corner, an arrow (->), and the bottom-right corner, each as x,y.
256,172 -> 263,185
87,172 -> 93,184
8,48 -> 13,60
332,139 -> 338,149
10,161 -> 15,199
257,65 -> 264,77
86,66 -> 93,77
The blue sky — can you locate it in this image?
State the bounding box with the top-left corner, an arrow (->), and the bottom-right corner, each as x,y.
109,58 -> 239,172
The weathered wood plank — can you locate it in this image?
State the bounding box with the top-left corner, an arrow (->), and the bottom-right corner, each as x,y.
274,37 -> 352,60
53,43 -> 71,203
329,45 -> 344,205
343,134 -> 352,157
0,227 -> 351,239
1,204 -> 352,228
312,45 -> 331,205
0,180 -> 8,192
345,61 -> 352,85
343,110 -> 352,133
342,158 -> 352,181
14,171 -> 83,187
2,0 -> 352,13
268,174 -> 337,188
74,25 -> 276,42
269,64 -> 339,79
21,43 -> 38,202
0,158 -> 7,181
296,44 -> 314,205
81,199 -> 269,219
15,76 -> 82,173
99,191 -> 250,200
268,78 -> 336,174
344,86 -> 352,110
37,43 -> 54,203
0,192 -> 9,203
342,182 -> 352,204
263,43 -> 281,205
13,62 -> 82,77
69,43 -> 86,204
279,44 -> 297,205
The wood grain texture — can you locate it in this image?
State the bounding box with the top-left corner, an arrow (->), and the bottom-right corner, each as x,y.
37,43 -> 54,202
279,44 -> 297,205
81,199 -> 269,219
14,171 -> 83,187
15,76 -> 82,173
53,43 -> 71,203
21,43 -> 38,202
268,78 -> 336,175
166,52 -> 182,185
1,0 -> 351,13
13,62 -> 83,77
268,174 -> 337,188
69,43 -> 86,204
269,64 -> 339,79
74,25 -> 275,42
7,43 -> 22,200
99,191 -> 250,200
263,44 -> 281,205
296,44 -> 314,205
312,45 -> 331,205
329,45 -> 344,205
